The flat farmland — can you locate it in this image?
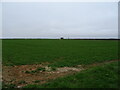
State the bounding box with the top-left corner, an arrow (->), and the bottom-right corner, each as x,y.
2,39 -> 118,66
2,39 -> 119,88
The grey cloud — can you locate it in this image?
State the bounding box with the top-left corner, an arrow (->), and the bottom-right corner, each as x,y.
2,2 -> 118,38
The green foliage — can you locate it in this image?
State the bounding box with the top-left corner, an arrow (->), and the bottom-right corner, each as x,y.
25,70 -> 37,74
18,80 -> 26,84
2,82 -> 16,88
51,67 -> 57,71
25,67 -> 46,74
25,70 -> 31,73
36,67 -> 46,72
33,80 -> 41,83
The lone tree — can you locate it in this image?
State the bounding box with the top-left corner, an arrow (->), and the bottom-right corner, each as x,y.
60,37 -> 64,39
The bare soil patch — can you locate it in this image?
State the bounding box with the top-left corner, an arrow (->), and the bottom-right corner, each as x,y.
2,63 -> 84,88
2,59 -> 119,88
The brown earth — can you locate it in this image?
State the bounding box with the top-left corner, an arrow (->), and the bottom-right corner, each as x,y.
2,59 -> 119,88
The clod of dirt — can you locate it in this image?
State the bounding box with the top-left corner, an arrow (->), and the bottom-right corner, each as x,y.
45,66 -> 52,71
57,67 -> 82,72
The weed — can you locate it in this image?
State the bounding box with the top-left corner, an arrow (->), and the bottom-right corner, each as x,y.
36,67 -> 46,72
25,71 -> 31,74
33,80 -> 41,83
18,80 -> 26,84
51,67 -> 56,71
2,83 -> 16,88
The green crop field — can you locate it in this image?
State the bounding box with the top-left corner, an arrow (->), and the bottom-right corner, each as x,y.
2,39 -> 119,88
2,39 -> 118,66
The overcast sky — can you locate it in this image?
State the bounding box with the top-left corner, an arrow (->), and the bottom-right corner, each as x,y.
2,2 -> 118,38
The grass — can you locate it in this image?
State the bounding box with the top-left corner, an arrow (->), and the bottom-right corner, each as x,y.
2,39 -> 118,67
24,61 -> 119,88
